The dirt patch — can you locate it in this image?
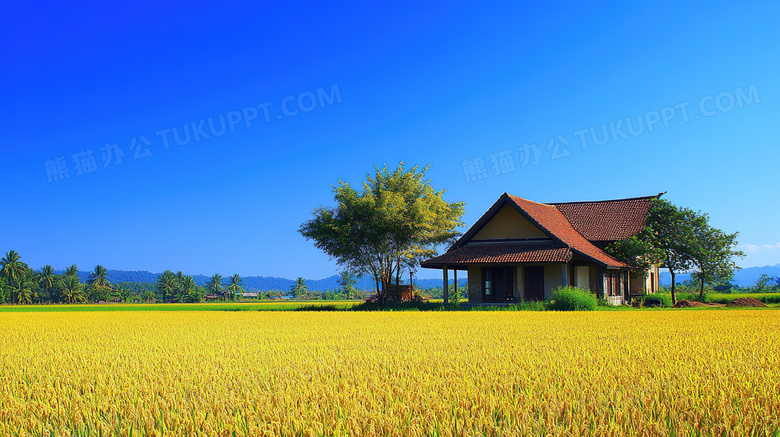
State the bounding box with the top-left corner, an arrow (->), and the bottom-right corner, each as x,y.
725,297 -> 767,308
673,300 -> 726,308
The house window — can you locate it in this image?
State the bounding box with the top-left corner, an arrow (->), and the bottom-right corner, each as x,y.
484,270 -> 492,295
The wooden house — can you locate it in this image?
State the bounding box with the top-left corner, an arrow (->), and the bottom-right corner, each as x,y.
421,193 -> 661,305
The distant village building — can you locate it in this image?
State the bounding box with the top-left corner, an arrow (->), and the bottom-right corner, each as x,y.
421,193 -> 661,305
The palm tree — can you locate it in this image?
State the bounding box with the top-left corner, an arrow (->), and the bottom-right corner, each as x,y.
208,274 -> 224,296
10,273 -> 35,304
143,290 -> 156,303
180,275 -> 197,297
37,265 -> 56,302
65,264 -> 79,278
290,277 -> 308,298
1,250 -> 28,284
87,265 -> 112,289
59,274 -> 84,303
226,274 -> 245,300
118,285 -> 131,303
157,270 -> 177,302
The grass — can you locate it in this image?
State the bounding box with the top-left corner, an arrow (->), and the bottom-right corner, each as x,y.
2,295 -> 778,312
0,300 -> 361,312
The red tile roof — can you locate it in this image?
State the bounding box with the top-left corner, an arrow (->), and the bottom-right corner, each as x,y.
551,196 -> 656,242
420,240 -> 571,268
423,193 -> 659,270
506,195 -> 627,268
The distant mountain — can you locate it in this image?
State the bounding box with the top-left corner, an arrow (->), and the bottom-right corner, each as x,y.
44,269 -> 466,292
660,264 -> 780,287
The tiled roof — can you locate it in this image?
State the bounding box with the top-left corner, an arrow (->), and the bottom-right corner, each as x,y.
420,240 -> 571,268
552,196 -> 655,242
506,195 -> 627,268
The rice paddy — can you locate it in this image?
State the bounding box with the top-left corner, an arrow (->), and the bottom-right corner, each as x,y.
0,310 -> 778,436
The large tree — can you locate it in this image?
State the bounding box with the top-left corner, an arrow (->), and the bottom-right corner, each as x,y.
290,277 -> 308,298
1,250 -> 28,284
58,274 -> 84,303
226,274 -> 244,300
37,265 -> 57,302
689,221 -> 744,299
607,198 -> 742,305
208,274 -> 224,296
157,270 -> 178,302
299,163 -> 464,304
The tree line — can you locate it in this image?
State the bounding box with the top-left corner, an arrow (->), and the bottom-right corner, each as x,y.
0,250 -> 371,304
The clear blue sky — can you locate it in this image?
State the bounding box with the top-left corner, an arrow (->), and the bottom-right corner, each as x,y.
1,1 -> 778,280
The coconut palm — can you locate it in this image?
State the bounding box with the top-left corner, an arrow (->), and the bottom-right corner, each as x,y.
65,264 -> 79,278
143,290 -> 156,303
226,274 -> 245,300
208,273 -> 223,295
1,250 -> 28,284
290,277 -> 308,298
180,275 -> 197,297
87,265 -> 112,289
157,270 -> 177,302
10,273 -> 35,304
59,274 -> 84,303
37,265 -> 56,302
118,285 -> 131,303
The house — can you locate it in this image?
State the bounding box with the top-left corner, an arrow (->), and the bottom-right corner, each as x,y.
420,193 -> 662,305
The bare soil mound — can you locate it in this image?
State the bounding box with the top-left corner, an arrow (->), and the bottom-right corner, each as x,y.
673,300 -> 726,308
725,297 -> 767,308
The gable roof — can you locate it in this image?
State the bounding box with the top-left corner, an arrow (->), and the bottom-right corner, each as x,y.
427,192 -> 660,269
420,240 -> 571,268
505,195 -> 626,268
552,195 -> 659,242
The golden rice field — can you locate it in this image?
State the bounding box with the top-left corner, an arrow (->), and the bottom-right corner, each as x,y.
1,310 -> 779,436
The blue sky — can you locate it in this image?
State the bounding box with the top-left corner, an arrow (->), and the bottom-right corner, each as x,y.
1,1 -> 778,280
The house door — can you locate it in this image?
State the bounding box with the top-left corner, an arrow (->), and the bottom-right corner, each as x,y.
524,266 -> 545,301
482,267 -> 514,303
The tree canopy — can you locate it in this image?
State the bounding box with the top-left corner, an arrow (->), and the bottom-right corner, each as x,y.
299,162 -> 465,303
607,198 -> 743,304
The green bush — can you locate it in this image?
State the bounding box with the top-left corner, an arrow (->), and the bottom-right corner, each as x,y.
546,286 -> 598,311
655,293 -> 673,308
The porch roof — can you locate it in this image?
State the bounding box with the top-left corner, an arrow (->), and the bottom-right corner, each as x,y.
420,240 -> 572,269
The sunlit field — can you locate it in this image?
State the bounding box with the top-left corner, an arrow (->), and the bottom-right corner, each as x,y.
1,311 -> 778,436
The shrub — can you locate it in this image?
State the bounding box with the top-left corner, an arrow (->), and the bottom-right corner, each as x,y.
655,293 -> 673,308
546,286 -> 598,311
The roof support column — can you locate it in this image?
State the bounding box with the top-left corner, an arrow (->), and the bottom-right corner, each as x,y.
443,265 -> 449,305
453,269 -> 458,303
561,263 -> 568,287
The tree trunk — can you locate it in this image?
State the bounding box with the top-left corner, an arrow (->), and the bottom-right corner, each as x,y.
670,270 -> 677,305
699,277 -> 705,300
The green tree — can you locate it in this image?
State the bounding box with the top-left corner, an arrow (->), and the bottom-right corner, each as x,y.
118,285 -> 131,303
59,274 -> 84,303
208,274 -> 224,297
226,274 -> 244,300
299,162 -> 465,304
338,271 -> 358,299
157,270 -> 178,302
689,225 -> 744,299
143,289 -> 156,303
179,275 -> 204,303
607,198 -> 741,305
1,250 -> 29,284
37,265 -> 57,302
87,265 -> 112,289
10,272 -> 36,304
290,277 -> 308,298
65,264 -> 79,278
0,277 -> 8,304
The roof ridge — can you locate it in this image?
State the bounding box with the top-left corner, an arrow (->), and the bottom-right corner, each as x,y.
547,193 -> 662,205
